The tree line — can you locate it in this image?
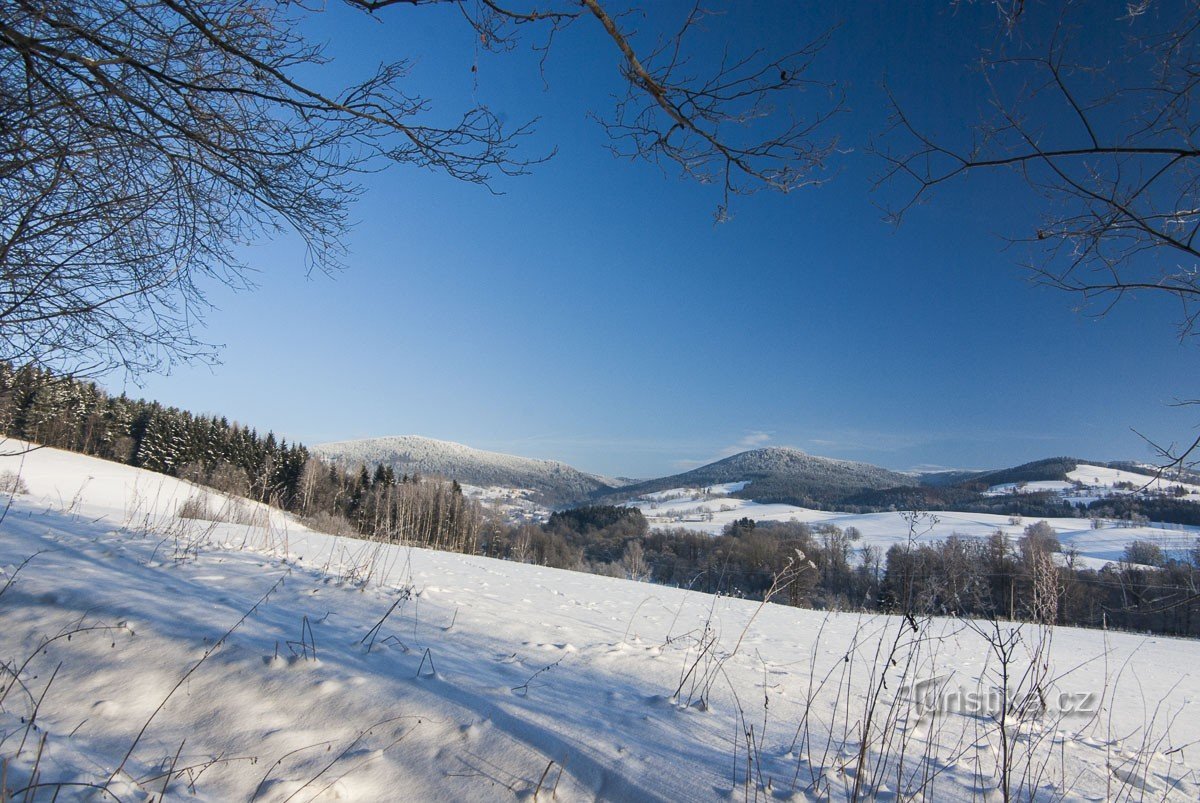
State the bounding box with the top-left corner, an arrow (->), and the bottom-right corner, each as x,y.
5,362 -> 1198,637
748,480 -> 1200,528
484,505 -> 1200,639
0,363 -> 481,553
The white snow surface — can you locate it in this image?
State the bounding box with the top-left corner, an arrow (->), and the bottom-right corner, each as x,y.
631,487 -> 1199,566
1066,464 -> 1200,493
0,444 -> 1198,801
983,464 -> 1200,504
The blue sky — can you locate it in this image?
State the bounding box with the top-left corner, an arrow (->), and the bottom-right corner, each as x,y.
115,1 -> 1198,479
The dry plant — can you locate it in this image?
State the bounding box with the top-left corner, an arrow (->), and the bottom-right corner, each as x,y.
741,603 -> 1197,803
672,553 -> 811,712
0,614 -> 137,801
248,715 -> 423,803
0,472 -> 27,498
0,469 -> 27,528
360,587 -> 415,654
708,516 -> 1193,801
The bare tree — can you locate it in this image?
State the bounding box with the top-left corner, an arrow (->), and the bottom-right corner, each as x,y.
878,0 -> 1200,467
1,0 -> 840,377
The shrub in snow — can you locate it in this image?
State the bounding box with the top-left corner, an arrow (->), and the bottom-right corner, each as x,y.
177,493 -> 212,521
0,470 -> 29,496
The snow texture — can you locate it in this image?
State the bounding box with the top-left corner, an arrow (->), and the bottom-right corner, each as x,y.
0,443 -> 1197,801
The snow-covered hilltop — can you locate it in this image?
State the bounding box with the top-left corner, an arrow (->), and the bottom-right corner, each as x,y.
608,446 -> 918,505
312,437 -> 1200,536
310,440 -> 925,519
312,435 -> 620,506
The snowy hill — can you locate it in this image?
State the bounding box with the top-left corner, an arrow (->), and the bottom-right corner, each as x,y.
919,457 -> 1085,488
1,444 -> 1198,800
312,435 -> 619,506
924,456 -> 1200,493
610,446 -> 917,505
984,463 -> 1200,502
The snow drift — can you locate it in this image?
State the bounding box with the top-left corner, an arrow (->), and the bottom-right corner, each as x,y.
0,443 -> 1197,801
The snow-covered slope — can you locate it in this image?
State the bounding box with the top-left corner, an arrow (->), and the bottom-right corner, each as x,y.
1066,463 -> 1200,496
983,463 -> 1200,505
313,435 -> 618,506
1,446 -> 1198,801
0,439 -> 294,534
931,457 -> 1200,497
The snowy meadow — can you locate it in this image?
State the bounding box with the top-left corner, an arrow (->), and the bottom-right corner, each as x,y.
0,445 -> 1197,801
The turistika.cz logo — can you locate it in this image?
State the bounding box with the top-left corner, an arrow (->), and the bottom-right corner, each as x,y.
899,674 -> 1099,719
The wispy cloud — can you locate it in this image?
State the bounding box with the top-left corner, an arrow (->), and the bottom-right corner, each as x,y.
803,427 -> 1069,457
906,463 -> 969,473
718,430 -> 772,457
672,431 -> 775,470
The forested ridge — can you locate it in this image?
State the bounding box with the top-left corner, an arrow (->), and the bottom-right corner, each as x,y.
0,363 -> 482,553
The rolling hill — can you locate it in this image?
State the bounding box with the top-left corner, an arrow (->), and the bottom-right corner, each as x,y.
312,435 -> 620,506
606,446 -> 919,507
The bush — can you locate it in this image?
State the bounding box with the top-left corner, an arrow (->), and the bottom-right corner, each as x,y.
1122,540 -> 1166,568
302,510 -> 360,537
177,493 -> 212,520
0,470 -> 29,496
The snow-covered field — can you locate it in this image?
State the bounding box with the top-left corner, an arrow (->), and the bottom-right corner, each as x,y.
1,444 -> 1199,801
983,465 -> 1200,506
629,487 -> 1198,566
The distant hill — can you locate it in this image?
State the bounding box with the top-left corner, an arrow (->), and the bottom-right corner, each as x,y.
607,447 -> 918,507
920,457 -> 1085,489
918,457 -> 1191,491
312,436 -> 619,506
917,469 -> 993,488
1106,460 -> 1200,486
312,435 -> 1200,518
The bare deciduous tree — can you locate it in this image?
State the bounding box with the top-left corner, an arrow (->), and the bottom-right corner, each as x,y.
878,0 -> 1200,467
1,0 -> 839,376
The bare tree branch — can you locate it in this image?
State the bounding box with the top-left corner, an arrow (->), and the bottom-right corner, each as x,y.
1,0 -> 840,376
580,0 -> 842,221
876,0 -> 1200,466
879,2 -> 1200,330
